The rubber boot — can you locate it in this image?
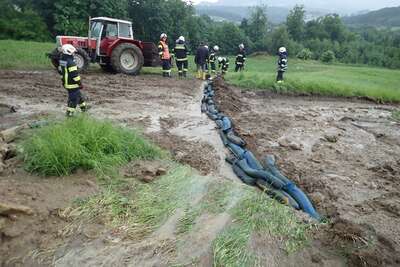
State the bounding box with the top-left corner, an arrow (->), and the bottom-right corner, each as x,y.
183,71 -> 187,78
79,102 -> 90,112
196,70 -> 202,79
66,107 -> 76,117
178,72 -> 183,78
202,72 -> 206,80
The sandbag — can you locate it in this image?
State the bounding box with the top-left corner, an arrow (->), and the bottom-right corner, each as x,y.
219,129 -> 229,146
226,130 -> 246,147
232,163 -> 256,185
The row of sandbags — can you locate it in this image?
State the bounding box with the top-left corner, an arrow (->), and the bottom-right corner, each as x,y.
201,81 -> 321,221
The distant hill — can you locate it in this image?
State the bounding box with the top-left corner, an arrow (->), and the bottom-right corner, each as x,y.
343,6 -> 400,28
195,5 -> 327,24
195,5 -> 289,24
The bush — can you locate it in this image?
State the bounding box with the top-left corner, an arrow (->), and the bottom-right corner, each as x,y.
320,50 -> 336,63
22,115 -> 162,176
296,48 -> 313,60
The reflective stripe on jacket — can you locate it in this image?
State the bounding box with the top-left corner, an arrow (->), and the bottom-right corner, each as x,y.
173,41 -> 188,61
158,41 -> 171,60
59,55 -> 81,90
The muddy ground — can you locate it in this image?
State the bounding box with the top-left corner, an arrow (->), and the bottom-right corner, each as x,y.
0,70 -> 399,266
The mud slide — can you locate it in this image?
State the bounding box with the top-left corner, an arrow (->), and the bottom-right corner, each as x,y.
213,78 -> 400,266
1,70 -> 400,266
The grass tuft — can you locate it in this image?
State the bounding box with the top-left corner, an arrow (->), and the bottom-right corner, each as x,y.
212,189 -> 313,267
22,115 -> 162,176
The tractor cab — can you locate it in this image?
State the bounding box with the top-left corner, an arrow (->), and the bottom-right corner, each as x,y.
89,17 -> 134,58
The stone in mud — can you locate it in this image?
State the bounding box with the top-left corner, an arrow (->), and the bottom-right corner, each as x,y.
289,142 -> 303,151
0,126 -> 24,143
0,202 -> 34,216
324,134 -> 338,143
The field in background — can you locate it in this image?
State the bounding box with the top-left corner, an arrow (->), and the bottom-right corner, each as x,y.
1,40 -> 399,102
225,55 -> 400,103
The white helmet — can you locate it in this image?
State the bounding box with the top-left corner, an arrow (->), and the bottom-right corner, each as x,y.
217,57 -> 223,62
160,33 -> 167,39
239,43 -> 245,49
178,36 -> 185,42
279,47 -> 286,53
61,44 -> 77,56
213,45 -> 219,51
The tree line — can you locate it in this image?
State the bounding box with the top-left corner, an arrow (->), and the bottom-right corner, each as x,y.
1,0 -> 400,69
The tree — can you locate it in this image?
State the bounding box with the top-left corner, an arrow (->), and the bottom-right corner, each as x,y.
286,5 -> 305,42
247,5 -> 268,49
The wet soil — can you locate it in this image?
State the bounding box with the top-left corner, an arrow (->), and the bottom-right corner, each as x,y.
214,78 -> 400,266
1,70 -> 400,266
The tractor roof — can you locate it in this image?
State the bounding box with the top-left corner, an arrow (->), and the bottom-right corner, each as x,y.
91,17 -> 132,25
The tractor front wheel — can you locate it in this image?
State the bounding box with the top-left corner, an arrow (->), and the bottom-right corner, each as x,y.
110,43 -> 144,75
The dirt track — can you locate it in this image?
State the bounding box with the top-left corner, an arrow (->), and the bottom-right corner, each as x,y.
1,70 -> 400,266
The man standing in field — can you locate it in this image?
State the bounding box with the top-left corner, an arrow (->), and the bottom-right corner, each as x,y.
58,44 -> 88,117
276,47 -> 288,83
218,57 -> 229,75
195,42 -> 209,80
173,36 -> 189,78
235,43 -> 246,72
158,33 -> 172,77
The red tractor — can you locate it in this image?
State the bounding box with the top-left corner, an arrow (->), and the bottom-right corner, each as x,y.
48,17 -> 160,74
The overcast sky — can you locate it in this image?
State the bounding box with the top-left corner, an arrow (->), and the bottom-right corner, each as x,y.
195,0 -> 400,12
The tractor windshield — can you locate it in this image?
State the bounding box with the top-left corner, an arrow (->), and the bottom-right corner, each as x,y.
90,21 -> 102,38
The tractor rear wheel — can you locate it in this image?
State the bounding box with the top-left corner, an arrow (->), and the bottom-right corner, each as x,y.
110,43 -> 144,75
73,48 -> 90,72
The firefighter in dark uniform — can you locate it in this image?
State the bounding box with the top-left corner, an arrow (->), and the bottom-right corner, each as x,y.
276,47 -> 288,83
194,42 -> 209,80
209,45 -> 219,76
218,57 -> 229,75
158,33 -> 172,77
173,36 -> 189,78
235,43 -> 246,72
58,44 -> 88,117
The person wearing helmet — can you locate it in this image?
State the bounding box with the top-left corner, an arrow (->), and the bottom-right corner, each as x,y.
277,47 -> 288,83
235,43 -> 246,72
194,42 -> 209,80
218,56 -> 229,75
208,45 -> 219,76
158,33 -> 172,77
173,36 -> 189,78
58,44 -> 88,117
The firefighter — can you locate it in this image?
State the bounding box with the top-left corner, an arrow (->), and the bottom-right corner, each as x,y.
173,36 -> 189,78
158,33 -> 172,77
218,57 -> 229,75
194,42 -> 209,80
58,44 -> 88,117
209,45 -> 219,75
235,43 -> 246,72
276,47 -> 288,83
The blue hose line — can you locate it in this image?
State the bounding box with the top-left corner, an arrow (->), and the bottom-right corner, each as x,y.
215,119 -> 223,129
243,150 -> 264,170
263,155 -> 292,184
227,142 -> 246,159
255,179 -> 301,210
232,163 -> 257,185
284,184 -> 321,220
236,158 -> 286,189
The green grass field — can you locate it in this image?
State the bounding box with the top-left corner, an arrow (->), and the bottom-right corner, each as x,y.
225,56 -> 400,103
1,40 -> 399,102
